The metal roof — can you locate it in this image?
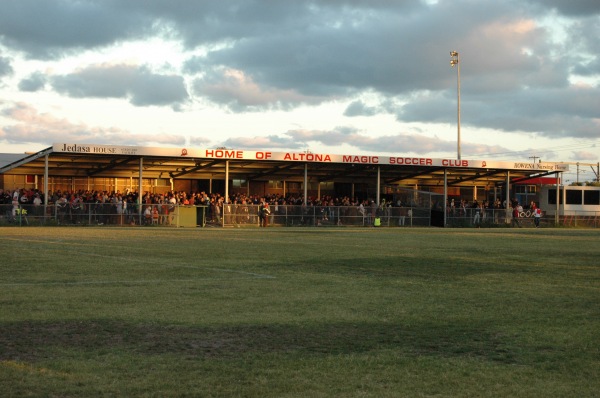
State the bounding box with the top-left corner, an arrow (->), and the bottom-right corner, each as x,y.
0,144 -> 567,188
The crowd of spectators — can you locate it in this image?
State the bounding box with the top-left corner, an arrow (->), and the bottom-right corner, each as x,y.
1,187 -> 534,226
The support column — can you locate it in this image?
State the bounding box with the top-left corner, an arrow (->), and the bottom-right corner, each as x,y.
303,163 -> 308,205
504,170 -> 510,222
555,172 -> 560,225
317,181 -> 321,201
44,154 -> 49,218
138,158 -> 143,220
444,169 -> 448,227
225,160 -> 230,202
376,166 -> 381,205
505,171 -> 510,214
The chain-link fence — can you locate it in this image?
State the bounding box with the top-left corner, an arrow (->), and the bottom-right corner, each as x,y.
216,204 -> 432,227
2,202 -> 598,228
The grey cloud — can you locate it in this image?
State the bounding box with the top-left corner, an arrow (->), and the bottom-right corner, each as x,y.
0,0 -> 153,59
566,18 -> 600,77
0,54 -> 13,78
19,72 -> 47,92
344,101 -> 379,117
51,64 -> 189,108
399,84 -> 600,139
528,0 -> 600,16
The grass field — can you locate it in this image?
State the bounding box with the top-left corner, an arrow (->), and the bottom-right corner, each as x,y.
1,227 -> 599,397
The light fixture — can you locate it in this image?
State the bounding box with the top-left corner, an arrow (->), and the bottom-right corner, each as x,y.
449,51 -> 461,160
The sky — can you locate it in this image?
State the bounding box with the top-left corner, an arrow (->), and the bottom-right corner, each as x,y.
0,0 -> 599,181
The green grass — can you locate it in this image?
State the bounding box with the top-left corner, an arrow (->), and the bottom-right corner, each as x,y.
1,227 -> 599,397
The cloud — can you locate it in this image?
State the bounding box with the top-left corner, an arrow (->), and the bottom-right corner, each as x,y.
344,100 -> 379,117
398,84 -> 600,139
0,1 -> 598,161
0,0 -> 154,59
0,53 -> 13,79
189,136 -> 212,147
528,0 -> 600,16
193,68 -> 323,111
0,102 -> 186,146
570,150 -> 598,161
220,126 -> 513,156
566,17 -> 600,77
18,72 -> 47,92
50,63 -> 189,108
222,134 -> 299,150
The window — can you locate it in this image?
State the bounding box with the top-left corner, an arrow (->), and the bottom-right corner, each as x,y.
584,190 -> 600,205
565,189 -> 583,205
232,179 -> 247,188
515,185 -> 537,194
547,189 -> 561,205
269,180 -> 283,189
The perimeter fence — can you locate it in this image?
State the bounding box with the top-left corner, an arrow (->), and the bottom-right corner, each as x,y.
1,203 -> 599,228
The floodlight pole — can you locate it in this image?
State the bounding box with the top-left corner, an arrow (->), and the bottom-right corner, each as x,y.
450,51 -> 461,160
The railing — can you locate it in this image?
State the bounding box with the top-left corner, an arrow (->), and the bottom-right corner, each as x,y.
1,203 -> 599,228
218,205 -> 433,227
0,203 -> 184,227
559,211 -> 600,228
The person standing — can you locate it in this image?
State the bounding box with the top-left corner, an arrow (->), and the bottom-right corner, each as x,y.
33,193 -> 43,217
473,200 -> 481,226
258,199 -> 270,227
512,202 -> 522,228
533,206 -> 542,228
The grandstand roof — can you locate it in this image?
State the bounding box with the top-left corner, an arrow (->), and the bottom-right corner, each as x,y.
0,143 -> 568,187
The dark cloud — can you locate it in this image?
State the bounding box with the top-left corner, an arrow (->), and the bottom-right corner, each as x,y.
18,72 -> 47,92
51,64 -> 189,108
0,54 -> 13,78
0,0 -> 153,59
528,0 -> 600,16
399,85 -> 600,139
565,18 -> 600,77
344,101 -> 379,117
